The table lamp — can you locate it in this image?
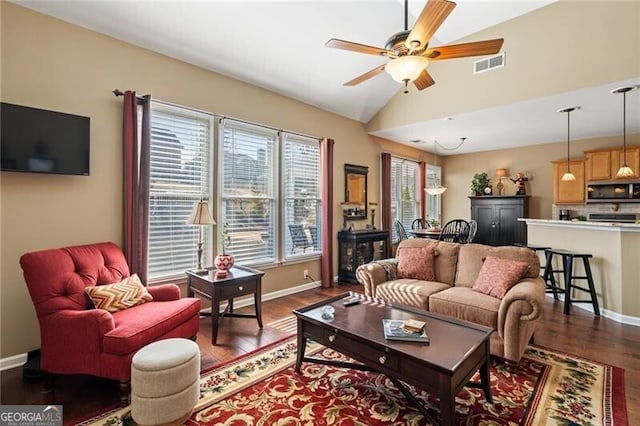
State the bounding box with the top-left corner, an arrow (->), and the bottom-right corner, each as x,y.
187,199 -> 216,274
495,168 -> 508,195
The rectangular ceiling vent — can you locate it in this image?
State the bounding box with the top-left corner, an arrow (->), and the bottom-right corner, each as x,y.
474,52 -> 505,74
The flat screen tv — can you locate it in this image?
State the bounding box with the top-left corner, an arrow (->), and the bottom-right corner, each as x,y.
1,102 -> 90,175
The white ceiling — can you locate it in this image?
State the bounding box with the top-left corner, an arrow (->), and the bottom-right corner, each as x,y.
372,78 -> 640,155
14,0 -> 639,154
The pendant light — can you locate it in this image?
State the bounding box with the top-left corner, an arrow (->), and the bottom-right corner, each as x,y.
425,140 -> 447,195
612,86 -> 637,178
558,107 -> 579,182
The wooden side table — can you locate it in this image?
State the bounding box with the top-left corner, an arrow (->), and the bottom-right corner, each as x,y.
186,265 -> 264,344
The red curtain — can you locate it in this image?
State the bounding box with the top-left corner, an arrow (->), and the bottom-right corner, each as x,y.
122,91 -> 151,284
320,138 -> 334,288
381,153 -> 392,249
419,161 -> 426,218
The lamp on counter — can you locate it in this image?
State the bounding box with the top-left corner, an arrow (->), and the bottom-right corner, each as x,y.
495,168 -> 508,195
612,86 -> 638,178
558,106 -> 580,182
187,199 -> 215,275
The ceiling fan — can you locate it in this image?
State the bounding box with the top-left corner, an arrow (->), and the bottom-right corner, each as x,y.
326,0 -> 504,93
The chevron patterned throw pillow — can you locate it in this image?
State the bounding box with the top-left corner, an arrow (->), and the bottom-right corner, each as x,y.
85,274 -> 153,313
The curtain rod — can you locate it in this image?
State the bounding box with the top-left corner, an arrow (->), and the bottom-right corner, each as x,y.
113,89 -> 320,141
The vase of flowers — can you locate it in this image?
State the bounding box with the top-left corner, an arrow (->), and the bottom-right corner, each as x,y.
214,223 -> 234,272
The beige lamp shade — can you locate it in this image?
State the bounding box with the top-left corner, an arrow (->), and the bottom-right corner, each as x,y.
187,200 -> 215,225
495,168 -> 508,178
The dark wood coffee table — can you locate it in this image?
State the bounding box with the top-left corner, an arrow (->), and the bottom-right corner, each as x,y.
293,292 -> 493,425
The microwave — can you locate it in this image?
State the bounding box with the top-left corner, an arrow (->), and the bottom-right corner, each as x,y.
586,181 -> 640,203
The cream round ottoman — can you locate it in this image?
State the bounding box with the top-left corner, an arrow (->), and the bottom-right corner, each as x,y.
131,338 -> 200,426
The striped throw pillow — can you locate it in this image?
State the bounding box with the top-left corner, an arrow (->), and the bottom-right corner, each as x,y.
85,274 -> 153,313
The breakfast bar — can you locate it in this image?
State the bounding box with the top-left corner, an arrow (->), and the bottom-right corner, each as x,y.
521,219 -> 640,322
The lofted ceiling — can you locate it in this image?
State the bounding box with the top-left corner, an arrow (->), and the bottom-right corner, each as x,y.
13,0 -> 639,154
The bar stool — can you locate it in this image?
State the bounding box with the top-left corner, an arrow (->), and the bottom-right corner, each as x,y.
543,249 -> 600,316
515,243 -> 553,291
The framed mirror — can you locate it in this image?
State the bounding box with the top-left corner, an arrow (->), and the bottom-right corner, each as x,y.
344,164 -> 368,219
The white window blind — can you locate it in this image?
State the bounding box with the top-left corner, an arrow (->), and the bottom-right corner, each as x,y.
391,157 -> 420,241
220,120 -> 277,265
148,104 -> 212,279
282,134 -> 321,258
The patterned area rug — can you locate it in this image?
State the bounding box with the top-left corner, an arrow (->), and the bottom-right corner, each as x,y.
75,332 -> 627,426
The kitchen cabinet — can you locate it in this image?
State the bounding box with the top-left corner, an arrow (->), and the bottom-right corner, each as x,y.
338,229 -> 389,283
469,196 -> 529,246
586,151 -> 612,180
585,146 -> 640,180
553,158 -> 586,204
611,147 -> 640,179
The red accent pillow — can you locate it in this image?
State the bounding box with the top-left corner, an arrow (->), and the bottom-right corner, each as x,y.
472,256 -> 529,299
396,246 -> 436,281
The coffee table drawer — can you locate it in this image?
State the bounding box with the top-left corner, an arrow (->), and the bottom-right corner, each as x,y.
322,329 -> 399,372
218,280 -> 257,298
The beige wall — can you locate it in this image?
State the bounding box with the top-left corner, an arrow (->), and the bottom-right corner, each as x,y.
441,133 -> 640,223
367,1 -> 639,133
0,3 -> 382,358
1,2 -> 638,360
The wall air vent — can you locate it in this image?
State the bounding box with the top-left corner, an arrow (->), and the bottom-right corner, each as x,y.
474,52 -> 505,74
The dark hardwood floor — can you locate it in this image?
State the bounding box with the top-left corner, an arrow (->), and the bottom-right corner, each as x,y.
2,284 -> 638,423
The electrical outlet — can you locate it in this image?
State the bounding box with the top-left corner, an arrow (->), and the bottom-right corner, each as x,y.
303,269 -> 310,279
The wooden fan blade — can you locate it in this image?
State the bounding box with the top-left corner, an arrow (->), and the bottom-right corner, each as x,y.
425,38 -> 504,60
326,38 -> 391,56
405,0 -> 456,52
414,69 -> 436,90
344,64 -> 387,86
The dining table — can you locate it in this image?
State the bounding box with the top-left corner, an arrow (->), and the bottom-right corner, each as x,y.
408,229 -> 442,239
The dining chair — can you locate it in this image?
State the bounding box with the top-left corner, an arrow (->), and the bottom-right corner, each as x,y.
411,218 -> 430,230
466,220 -> 478,243
394,220 -> 409,241
438,219 -> 471,243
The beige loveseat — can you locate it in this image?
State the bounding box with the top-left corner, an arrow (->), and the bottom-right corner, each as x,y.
355,238 -> 545,363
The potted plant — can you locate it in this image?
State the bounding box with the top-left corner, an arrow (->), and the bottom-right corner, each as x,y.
214,222 -> 234,275
471,172 -> 491,195
427,218 -> 440,230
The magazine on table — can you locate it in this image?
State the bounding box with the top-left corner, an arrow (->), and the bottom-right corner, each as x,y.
382,319 -> 429,342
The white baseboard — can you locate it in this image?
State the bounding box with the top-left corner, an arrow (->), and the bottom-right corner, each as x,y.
0,280 -> 323,371
545,293 -> 640,326
0,353 -> 27,372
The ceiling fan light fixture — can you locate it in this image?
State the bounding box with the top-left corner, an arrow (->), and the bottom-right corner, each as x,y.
385,55 -> 429,83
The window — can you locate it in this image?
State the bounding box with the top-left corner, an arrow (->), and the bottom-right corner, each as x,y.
282,134 -> 321,258
426,164 -> 442,225
148,104 -> 212,279
391,157 -> 420,241
147,105 -> 322,280
220,120 -> 277,265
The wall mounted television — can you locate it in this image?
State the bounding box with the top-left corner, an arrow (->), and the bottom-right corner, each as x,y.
1,102 -> 90,175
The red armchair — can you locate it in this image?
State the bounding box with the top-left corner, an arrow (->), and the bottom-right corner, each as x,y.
20,242 -> 201,384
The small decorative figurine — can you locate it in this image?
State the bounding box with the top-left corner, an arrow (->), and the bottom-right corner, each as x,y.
511,172 -> 529,195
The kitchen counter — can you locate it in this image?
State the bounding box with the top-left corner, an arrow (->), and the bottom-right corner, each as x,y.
521,219 -> 640,323
520,218 -> 640,230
